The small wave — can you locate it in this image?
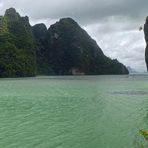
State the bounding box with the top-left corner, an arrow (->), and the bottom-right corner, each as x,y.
111,90 -> 148,96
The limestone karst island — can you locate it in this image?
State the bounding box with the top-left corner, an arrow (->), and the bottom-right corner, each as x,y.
0,8 -> 129,77
0,4 -> 148,148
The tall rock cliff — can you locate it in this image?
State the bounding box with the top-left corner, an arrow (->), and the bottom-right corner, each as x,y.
43,18 -> 128,75
0,8 -> 36,77
32,23 -> 52,74
144,16 -> 148,71
0,8 -> 128,77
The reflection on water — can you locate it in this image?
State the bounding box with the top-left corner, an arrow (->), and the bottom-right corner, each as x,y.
133,89 -> 148,148
112,90 -> 148,96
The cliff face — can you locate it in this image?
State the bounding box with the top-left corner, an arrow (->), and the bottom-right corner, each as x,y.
0,8 -> 128,77
44,18 -> 128,75
144,16 -> 148,71
32,24 -> 53,74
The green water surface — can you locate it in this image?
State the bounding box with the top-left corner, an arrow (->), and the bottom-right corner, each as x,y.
0,75 -> 147,148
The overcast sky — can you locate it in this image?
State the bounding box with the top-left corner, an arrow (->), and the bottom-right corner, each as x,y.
0,0 -> 147,72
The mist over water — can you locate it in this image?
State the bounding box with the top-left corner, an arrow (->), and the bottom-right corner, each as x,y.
0,75 -> 147,148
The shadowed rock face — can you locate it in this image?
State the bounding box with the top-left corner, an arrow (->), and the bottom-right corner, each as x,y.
45,18 -> 129,75
32,24 -> 52,75
144,16 -> 148,71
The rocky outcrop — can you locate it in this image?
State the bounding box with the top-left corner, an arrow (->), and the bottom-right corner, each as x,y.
44,18 -> 128,75
0,8 -> 36,77
32,24 -> 52,74
144,16 -> 148,71
0,8 -> 129,77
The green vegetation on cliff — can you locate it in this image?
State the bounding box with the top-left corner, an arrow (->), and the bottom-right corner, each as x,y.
0,8 -> 128,77
0,8 -> 36,77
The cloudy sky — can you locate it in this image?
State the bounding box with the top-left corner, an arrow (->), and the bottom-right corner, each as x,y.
0,0 -> 147,72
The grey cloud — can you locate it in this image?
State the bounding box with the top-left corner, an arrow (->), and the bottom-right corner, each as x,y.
0,0 -> 148,25
85,23 -> 146,72
0,0 -> 147,72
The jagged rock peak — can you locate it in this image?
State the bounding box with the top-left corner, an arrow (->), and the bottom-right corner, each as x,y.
4,7 -> 20,20
32,23 -> 47,38
5,8 -> 17,14
59,17 -> 77,23
49,18 -> 79,29
21,16 -> 29,22
55,17 -> 79,27
33,23 -> 47,32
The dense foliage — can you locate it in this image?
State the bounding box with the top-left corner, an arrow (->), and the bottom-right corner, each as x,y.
0,8 -> 36,77
0,8 -> 128,77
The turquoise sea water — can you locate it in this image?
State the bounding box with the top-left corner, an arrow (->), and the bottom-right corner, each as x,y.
0,75 -> 147,148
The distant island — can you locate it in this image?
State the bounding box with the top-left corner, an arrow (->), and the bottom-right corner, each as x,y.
127,66 -> 137,74
0,8 -> 129,77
